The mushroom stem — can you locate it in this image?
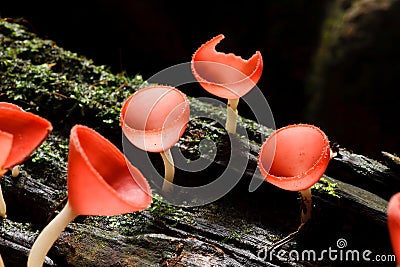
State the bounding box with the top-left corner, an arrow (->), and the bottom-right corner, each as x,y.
300,187 -> 312,224
0,184 -> 6,219
226,98 -> 239,134
28,200 -> 78,267
0,254 -> 4,267
161,148 -> 175,193
330,149 -> 337,159
270,189 -> 314,251
11,165 -> 20,177
267,221 -> 306,252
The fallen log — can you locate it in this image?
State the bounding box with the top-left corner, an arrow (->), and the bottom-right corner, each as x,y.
0,18 -> 399,266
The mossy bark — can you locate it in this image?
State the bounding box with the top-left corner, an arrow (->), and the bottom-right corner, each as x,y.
1,18 -> 399,266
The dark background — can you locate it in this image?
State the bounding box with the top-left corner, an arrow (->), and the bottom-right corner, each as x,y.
1,0 -> 398,160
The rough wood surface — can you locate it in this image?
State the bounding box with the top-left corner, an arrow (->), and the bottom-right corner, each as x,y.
1,18 -> 399,267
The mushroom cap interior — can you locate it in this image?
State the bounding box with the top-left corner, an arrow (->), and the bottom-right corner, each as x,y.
120,86 -> 190,152
258,124 -> 330,191
124,86 -> 188,131
191,34 -> 263,99
68,125 -> 152,216
0,104 -> 52,170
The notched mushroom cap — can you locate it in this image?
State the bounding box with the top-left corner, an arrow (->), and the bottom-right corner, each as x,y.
191,34 -> 263,99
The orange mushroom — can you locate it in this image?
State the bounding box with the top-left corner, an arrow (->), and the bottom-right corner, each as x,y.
120,85 -> 190,193
0,102 -> 53,218
191,34 -> 263,134
388,192 -> 400,267
258,124 -> 332,225
27,125 -> 152,267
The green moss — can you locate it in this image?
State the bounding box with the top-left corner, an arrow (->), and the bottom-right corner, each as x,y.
148,194 -> 196,226
82,194 -> 198,236
22,133 -> 69,189
83,212 -> 151,236
221,230 -> 242,243
188,97 -> 273,144
313,176 -> 340,198
30,135 -> 69,165
0,19 -> 144,141
179,119 -> 225,160
0,220 -> 36,239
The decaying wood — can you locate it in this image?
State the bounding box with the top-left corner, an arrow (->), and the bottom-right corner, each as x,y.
0,19 -> 399,266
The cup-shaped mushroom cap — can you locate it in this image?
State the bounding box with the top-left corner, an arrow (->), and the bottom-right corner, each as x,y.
0,130 -> 13,176
67,125 -> 152,216
120,85 -> 190,153
0,102 -> 23,111
388,192 -> 400,263
0,103 -> 53,170
258,124 -> 331,191
191,34 -> 263,99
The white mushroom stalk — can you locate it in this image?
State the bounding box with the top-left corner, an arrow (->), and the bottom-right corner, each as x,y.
161,149 -> 175,193
226,98 -> 239,134
27,201 -> 78,267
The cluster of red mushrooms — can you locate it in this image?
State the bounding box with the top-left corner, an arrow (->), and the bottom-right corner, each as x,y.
1,34 -> 399,266
0,102 -> 152,266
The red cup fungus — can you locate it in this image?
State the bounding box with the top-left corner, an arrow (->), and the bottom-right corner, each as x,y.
0,102 -> 53,218
258,123 -> 332,224
120,85 -> 190,193
387,192 -> 400,267
27,124 -> 152,267
191,34 -> 263,134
